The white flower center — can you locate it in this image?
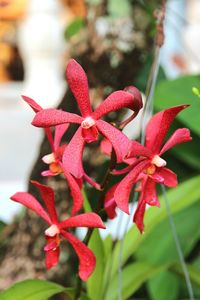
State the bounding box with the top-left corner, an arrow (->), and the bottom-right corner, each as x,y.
81,117 -> 95,129
151,155 -> 166,167
45,224 -> 60,237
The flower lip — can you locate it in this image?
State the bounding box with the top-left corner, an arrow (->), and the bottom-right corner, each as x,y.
81,116 -> 96,129
45,224 -> 60,237
151,155 -> 167,167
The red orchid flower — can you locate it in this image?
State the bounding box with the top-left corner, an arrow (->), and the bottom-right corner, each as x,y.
114,105 -> 192,233
10,181 -> 105,281
22,96 -> 100,207
32,59 -> 142,178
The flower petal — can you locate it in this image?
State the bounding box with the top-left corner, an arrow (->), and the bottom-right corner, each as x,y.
156,167 -> 178,187
62,127 -> 85,178
83,173 -> 101,190
21,95 -> 42,112
54,124 -> 70,150
127,141 -> 152,158
92,90 -> 137,120
96,119 -> 130,162
61,163 -> 84,215
45,247 -> 60,269
10,192 -> 51,224
61,231 -> 96,281
31,181 -> 58,224
59,213 -> 105,229
66,59 -> 92,117
41,170 -> 56,177
104,184 -> 118,219
145,105 -> 189,153
133,195 -> 146,233
100,138 -> 112,156
160,128 -> 192,155
114,160 -> 149,213
141,178 -> 159,207
32,109 -> 82,127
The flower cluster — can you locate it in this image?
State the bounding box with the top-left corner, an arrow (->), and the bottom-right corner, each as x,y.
10,59 -> 191,280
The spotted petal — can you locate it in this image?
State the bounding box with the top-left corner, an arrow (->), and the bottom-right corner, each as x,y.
66,59 -> 92,117
61,163 -> 84,215
45,246 -> 60,269
160,128 -> 192,155
54,124 -> 70,150
62,127 -> 85,178
10,192 -> 51,224
114,160 -> 149,213
61,231 -> 96,281
59,213 -> 105,229
145,105 -> 189,153
31,181 -> 58,224
92,90 -> 136,120
156,167 -> 177,187
32,109 -> 82,127
96,119 -> 130,162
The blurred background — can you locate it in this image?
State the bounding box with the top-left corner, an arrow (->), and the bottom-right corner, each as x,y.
0,0 -> 200,299
1,0 -> 200,222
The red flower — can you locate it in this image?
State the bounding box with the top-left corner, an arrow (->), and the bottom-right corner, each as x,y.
32,59 -> 142,178
114,105 -> 192,233
10,181 -> 105,281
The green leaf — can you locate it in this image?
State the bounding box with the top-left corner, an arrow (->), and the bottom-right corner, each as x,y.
107,0 -> 131,18
105,175 -> 200,283
87,229 -> 105,300
64,18 -> 84,39
148,271 -> 180,300
104,263 -> 166,300
172,263 -> 200,287
154,75 -> 200,137
135,200 -> 200,265
0,279 -> 66,300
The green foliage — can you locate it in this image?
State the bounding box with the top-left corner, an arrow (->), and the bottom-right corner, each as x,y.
148,271 -> 179,300
0,280 -> 90,300
87,230 -> 105,300
0,280 -> 66,300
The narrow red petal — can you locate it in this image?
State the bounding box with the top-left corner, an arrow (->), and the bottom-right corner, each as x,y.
21,95 -> 42,112
145,105 -> 190,153
41,170 -> 55,177
104,184 -> 118,219
96,119 -> 130,162
61,163 -> 84,215
32,109 -> 82,127
114,160 -> 149,213
83,173 -> 101,190
133,195 -> 146,233
127,140 -> 152,158
62,127 -> 85,178
45,247 -> 60,269
10,192 -> 51,224
31,181 -> 58,224
141,178 -> 159,207
66,59 -> 92,117
59,213 -> 105,229
92,90 -> 136,120
54,124 -> 70,150
156,167 -> 178,187
61,231 -> 96,281
160,128 -> 192,155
